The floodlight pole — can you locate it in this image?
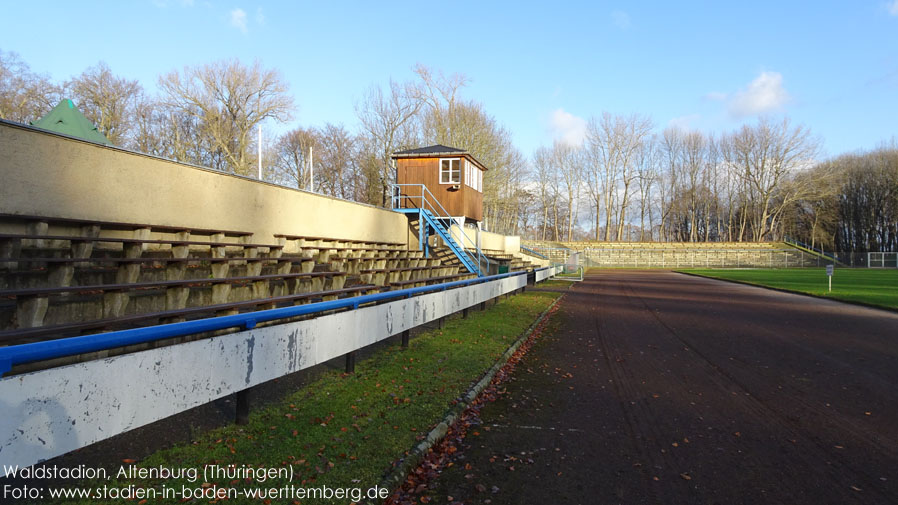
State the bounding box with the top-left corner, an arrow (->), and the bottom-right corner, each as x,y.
258,125 -> 262,180
309,146 -> 314,192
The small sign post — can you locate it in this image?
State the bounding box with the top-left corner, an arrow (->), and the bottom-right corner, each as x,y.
826,264 -> 834,292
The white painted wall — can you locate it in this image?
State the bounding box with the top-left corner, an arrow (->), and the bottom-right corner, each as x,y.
1,275 -> 528,467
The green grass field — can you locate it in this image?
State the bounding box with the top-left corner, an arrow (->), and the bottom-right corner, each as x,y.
681,268 -> 898,310
50,289 -> 562,504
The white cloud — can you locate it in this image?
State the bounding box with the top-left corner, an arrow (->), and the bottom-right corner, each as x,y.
889,0 -> 898,16
550,108 -> 588,147
255,7 -> 265,26
611,10 -> 631,30
727,71 -> 790,117
230,8 -> 248,33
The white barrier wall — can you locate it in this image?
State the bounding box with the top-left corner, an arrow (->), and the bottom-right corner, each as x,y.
535,267 -> 554,282
0,275 -> 527,468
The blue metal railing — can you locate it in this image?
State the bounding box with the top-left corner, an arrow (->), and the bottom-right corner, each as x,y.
520,246 -> 548,260
418,210 -> 480,274
0,271 -> 529,376
391,183 -> 490,275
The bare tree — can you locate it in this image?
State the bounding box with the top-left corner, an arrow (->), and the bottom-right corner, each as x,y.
548,142 -> 583,242
657,128 -> 684,241
720,117 -> 821,241
315,123 -> 357,199
635,136 -> 660,241
131,95 -> 166,156
0,50 -> 61,123
614,115 -> 654,241
355,79 -> 422,206
533,146 -> 560,240
680,130 -> 706,242
585,112 -> 653,241
270,127 -> 318,189
412,66 -> 524,232
66,62 -> 142,146
413,64 -> 469,143
158,58 -> 294,175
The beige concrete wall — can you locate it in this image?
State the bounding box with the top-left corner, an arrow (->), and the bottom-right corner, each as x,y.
503,235 -> 520,254
448,225 -> 520,255
0,122 -> 409,245
478,229 -> 505,252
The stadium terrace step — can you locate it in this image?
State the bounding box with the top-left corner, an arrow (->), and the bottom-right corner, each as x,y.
0,284 -> 382,373
0,213 -> 253,239
389,272 -> 477,289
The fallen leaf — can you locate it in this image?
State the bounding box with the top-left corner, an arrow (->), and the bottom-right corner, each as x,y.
121,458 -> 137,464
680,473 -> 692,481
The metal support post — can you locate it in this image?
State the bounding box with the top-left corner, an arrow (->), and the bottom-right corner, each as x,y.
345,351 -> 356,373
236,389 -> 251,425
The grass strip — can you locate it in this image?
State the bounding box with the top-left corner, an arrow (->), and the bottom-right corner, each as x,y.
680,268 -> 898,310
535,279 -> 574,289
51,289 -> 561,504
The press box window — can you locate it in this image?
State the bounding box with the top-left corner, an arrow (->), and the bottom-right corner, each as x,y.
440,159 -> 460,184
465,159 -> 482,192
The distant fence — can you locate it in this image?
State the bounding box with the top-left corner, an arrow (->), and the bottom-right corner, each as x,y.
1,269 -> 556,468
522,247 -> 820,269
523,241 -> 893,269
578,248 -> 818,269
868,252 -> 898,268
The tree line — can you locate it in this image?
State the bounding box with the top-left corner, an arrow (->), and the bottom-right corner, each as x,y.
530,113 -> 896,253
1,50 -> 894,252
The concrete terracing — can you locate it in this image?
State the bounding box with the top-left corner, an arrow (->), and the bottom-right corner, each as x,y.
524,241 -> 820,268
0,121 -> 492,372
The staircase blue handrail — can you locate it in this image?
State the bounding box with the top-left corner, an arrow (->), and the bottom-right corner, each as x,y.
420,210 -> 479,274
391,184 -> 490,275
520,246 -> 549,259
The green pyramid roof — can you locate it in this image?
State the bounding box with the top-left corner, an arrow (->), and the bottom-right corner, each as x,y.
31,99 -> 110,145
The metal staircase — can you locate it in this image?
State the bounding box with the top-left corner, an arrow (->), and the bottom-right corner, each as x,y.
391,184 -> 488,276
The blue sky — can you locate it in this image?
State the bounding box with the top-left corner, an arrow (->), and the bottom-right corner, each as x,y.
4,1 -> 897,158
